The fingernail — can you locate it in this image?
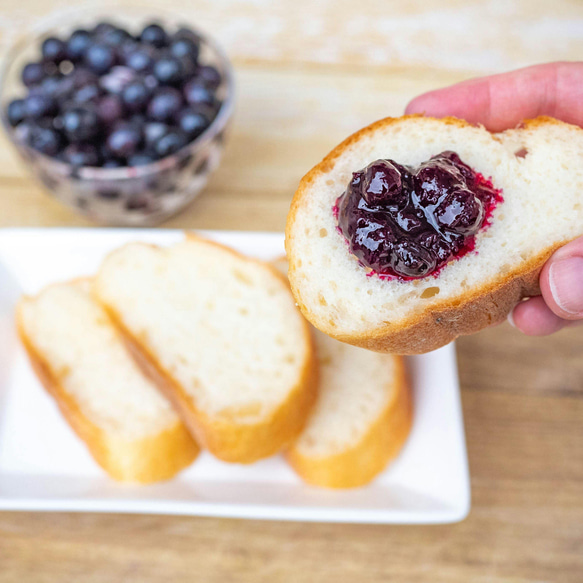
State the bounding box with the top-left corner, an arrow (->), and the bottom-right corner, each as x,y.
549,257 -> 583,315
507,308 -> 516,327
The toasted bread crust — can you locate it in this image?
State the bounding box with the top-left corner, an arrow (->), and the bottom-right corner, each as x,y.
286,115 -> 579,354
95,235 -> 319,464
287,357 -> 412,488
16,304 -> 199,483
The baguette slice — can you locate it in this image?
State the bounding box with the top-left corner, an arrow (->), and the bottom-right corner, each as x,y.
17,279 -> 199,483
93,234 -> 318,463
286,115 -> 583,354
272,259 -> 412,488
287,333 -> 411,488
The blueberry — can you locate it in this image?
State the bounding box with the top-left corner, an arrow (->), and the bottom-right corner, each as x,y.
6,99 -> 26,126
41,37 -> 67,63
96,94 -> 125,125
434,189 -> 484,235
183,80 -> 216,108
63,143 -> 101,167
99,65 -> 137,94
60,106 -> 100,141
173,27 -> 201,43
23,93 -> 57,119
361,160 -> 405,207
70,67 -> 99,89
92,22 -> 117,37
169,38 -> 199,62
143,121 -> 169,147
99,27 -> 132,48
125,49 -> 154,73
140,23 -> 168,48
197,65 -> 221,90
72,83 -> 102,104
39,74 -> 67,98
128,153 -> 155,166
176,107 -> 209,139
22,62 -> 46,87
84,43 -> 117,74
415,162 -> 463,207
153,57 -> 184,85
106,124 -> 142,158
391,240 -> 436,278
66,30 -> 92,61
154,130 -> 188,158
147,87 -> 183,122
121,81 -> 150,112
102,159 -> 123,168
28,125 -> 63,156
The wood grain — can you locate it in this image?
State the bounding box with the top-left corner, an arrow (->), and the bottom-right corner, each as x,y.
0,0 -> 582,581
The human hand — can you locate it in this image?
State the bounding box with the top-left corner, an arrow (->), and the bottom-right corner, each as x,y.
405,62 -> 583,335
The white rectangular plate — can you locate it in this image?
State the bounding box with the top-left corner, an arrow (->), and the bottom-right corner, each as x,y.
0,228 -> 469,524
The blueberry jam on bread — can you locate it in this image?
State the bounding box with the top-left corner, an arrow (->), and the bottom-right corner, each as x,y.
336,152 -> 502,279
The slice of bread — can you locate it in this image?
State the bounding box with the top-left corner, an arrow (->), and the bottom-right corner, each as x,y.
17,279 -> 199,483
286,115 -> 583,354
272,259 -> 412,488
93,234 -> 318,464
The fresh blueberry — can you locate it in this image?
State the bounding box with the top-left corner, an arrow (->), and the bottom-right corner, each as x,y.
7,99 -> 26,126
147,87 -> 183,122
28,125 -> 63,156
169,38 -> 199,62
92,22 -> 118,38
121,81 -> 150,112
66,30 -> 92,61
60,106 -> 100,141
84,43 -> 117,74
183,80 -> 216,108
173,27 -> 201,43
63,143 -> 101,167
96,94 -> 125,125
128,152 -> 155,166
106,123 -> 142,158
102,159 -> 123,168
22,62 -> 46,87
176,107 -> 209,139
99,27 -> 132,48
197,65 -> 221,90
153,57 -> 184,85
72,83 -> 102,104
140,23 -> 168,48
154,129 -> 188,158
99,65 -> 137,94
125,49 -> 154,73
143,121 -> 169,148
41,37 -> 67,63
23,93 -> 57,119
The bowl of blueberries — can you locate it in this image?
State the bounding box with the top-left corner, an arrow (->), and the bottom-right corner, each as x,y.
0,10 -> 234,225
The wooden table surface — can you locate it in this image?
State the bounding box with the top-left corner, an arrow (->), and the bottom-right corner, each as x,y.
0,1 -> 582,581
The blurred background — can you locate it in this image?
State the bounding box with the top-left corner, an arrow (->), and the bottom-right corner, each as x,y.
0,0 -> 582,229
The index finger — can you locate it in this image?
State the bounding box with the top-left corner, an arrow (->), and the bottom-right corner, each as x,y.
405,62 -> 583,132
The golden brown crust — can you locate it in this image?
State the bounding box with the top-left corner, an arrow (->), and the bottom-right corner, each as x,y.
287,357 -> 412,488
286,115 -> 582,354
16,304 -> 199,483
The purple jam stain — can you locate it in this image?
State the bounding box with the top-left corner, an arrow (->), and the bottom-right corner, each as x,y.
335,151 -> 503,280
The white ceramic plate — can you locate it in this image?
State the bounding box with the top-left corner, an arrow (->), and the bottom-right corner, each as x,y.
0,228 -> 470,523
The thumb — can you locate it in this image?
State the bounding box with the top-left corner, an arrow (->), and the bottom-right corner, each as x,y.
540,236 -> 583,320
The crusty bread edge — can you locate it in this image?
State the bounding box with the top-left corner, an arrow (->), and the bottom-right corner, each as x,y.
286,115 -> 578,354
286,356 -> 412,488
16,285 -> 199,484
94,234 -> 319,464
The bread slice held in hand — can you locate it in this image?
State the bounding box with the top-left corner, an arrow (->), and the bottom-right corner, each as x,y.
94,234 -> 318,463
286,115 -> 583,354
17,279 -> 199,483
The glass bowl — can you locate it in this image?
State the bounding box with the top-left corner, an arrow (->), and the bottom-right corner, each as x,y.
0,8 -> 234,226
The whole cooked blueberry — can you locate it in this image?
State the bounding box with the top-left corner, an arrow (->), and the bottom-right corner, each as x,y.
391,240 -> 436,278
106,124 -> 142,158
121,81 -> 150,112
143,121 -> 169,147
434,189 -> 484,234
28,125 -> 63,156
197,65 -> 221,90
63,143 -> 100,167
176,108 -> 209,139
147,87 -> 183,122
84,44 -> 117,74
60,107 -> 100,141
153,57 -> 184,85
66,30 -> 92,61
140,23 -> 168,48
128,153 -> 155,166
154,130 -> 188,158
41,37 -> 67,63
24,93 -> 57,119
72,83 -> 102,104
361,160 -> 405,207
96,94 -> 125,125
415,162 -> 463,207
22,62 -> 46,87
183,80 -> 216,108
125,49 -> 154,73
169,38 -> 199,62
7,99 -> 26,126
